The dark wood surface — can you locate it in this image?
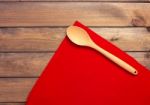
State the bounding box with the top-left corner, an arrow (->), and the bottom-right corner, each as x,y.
0,0 -> 149,105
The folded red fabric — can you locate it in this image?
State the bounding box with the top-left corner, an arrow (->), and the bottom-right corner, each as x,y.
26,21 -> 150,105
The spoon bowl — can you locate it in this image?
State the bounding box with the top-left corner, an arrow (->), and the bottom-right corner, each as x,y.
67,26 -> 92,46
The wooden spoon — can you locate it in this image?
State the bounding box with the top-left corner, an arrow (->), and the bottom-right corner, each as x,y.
66,26 -> 138,75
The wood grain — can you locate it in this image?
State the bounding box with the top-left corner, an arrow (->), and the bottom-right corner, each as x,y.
0,78 -> 36,102
0,52 -> 149,77
0,53 -> 53,77
0,27 -> 150,52
0,2 -> 150,27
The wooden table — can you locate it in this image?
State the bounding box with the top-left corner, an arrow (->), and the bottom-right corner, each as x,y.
0,0 -> 150,105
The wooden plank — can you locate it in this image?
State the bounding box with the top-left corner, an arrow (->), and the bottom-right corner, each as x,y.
0,53 -> 53,77
0,52 -> 149,77
0,27 -> 150,52
0,78 -> 36,102
0,2 -> 150,27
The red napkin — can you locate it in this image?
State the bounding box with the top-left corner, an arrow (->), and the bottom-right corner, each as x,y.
26,21 -> 150,105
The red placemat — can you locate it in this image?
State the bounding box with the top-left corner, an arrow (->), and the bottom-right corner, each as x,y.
26,21 -> 150,105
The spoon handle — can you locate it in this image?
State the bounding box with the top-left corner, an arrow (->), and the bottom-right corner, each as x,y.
90,42 -> 138,75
